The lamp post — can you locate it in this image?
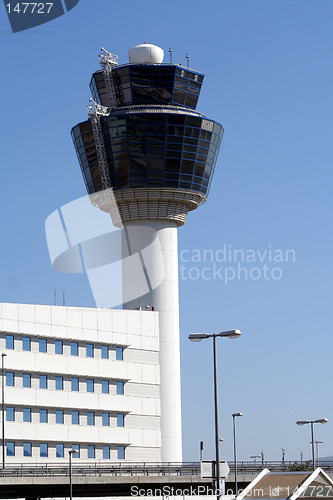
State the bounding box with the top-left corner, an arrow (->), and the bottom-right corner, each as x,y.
232,412 -> 243,497
1,353 -> 7,469
200,441 -> 204,462
188,329 -> 242,498
68,449 -> 76,500
311,441 -> 323,467
296,419 -> 328,470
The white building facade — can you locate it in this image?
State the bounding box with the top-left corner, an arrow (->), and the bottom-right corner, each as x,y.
0,302 -> 161,463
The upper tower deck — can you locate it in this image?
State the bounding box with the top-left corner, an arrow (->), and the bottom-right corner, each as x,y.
71,44 -> 224,225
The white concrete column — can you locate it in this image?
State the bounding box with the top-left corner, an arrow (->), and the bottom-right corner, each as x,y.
121,221 -> 182,462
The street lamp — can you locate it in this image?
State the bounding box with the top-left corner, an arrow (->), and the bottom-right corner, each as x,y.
188,329 -> 242,498
296,419 -> 328,470
1,353 -> 7,469
68,449 -> 76,500
232,412 -> 243,497
311,441 -> 323,467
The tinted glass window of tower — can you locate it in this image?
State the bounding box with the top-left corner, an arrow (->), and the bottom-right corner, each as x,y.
75,113 -> 222,194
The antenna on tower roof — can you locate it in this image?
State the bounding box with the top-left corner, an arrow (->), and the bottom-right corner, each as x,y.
186,53 -> 190,68
169,48 -> 172,63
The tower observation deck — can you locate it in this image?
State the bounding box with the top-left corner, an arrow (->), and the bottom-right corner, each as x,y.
71,43 -> 224,462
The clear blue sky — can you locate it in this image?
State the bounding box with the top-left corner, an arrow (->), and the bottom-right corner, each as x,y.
1,0 -> 332,462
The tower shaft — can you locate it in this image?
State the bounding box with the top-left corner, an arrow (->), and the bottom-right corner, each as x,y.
122,221 -> 181,461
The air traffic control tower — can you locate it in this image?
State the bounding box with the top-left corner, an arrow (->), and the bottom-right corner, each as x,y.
71,44 -> 224,462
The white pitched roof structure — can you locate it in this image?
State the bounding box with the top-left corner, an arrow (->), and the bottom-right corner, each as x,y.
237,467 -> 333,499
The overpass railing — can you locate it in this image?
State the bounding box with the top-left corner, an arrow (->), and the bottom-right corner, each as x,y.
0,461 -> 332,478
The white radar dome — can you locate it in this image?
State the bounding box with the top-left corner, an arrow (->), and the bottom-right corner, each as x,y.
129,44 -> 164,64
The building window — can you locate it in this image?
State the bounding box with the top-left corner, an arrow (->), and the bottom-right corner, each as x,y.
56,410 -> 64,424
116,347 -> 123,361
6,442 -> 15,457
117,446 -> 125,460
102,412 -> 110,426
71,342 -> 78,356
39,339 -> 47,353
72,444 -> 80,458
6,407 -> 15,422
6,372 -> 14,387
87,412 -> 95,426
6,407 -> 15,423
101,345 -> 109,359
56,443 -> 64,458
40,409 -> 48,423
72,411 -> 79,425
6,335 -> 14,350
40,443 -> 48,458
71,377 -> 79,391
55,376 -> 63,390
86,343 -> 94,358
39,375 -> 47,389
23,408 -> 31,423
117,414 -> 124,427
23,374 -> 31,388
23,442 -> 32,457
22,337 -> 31,351
87,445 -> 95,459
116,381 -> 124,395
103,445 -> 110,459
86,379 -> 94,393
55,340 -> 63,354
101,380 -> 109,394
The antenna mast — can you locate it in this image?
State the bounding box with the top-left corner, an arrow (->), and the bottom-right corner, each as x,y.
87,99 -> 112,190
99,47 -> 118,108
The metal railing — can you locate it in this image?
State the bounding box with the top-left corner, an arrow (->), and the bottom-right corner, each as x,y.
0,461 -> 200,478
0,461 -> 332,479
